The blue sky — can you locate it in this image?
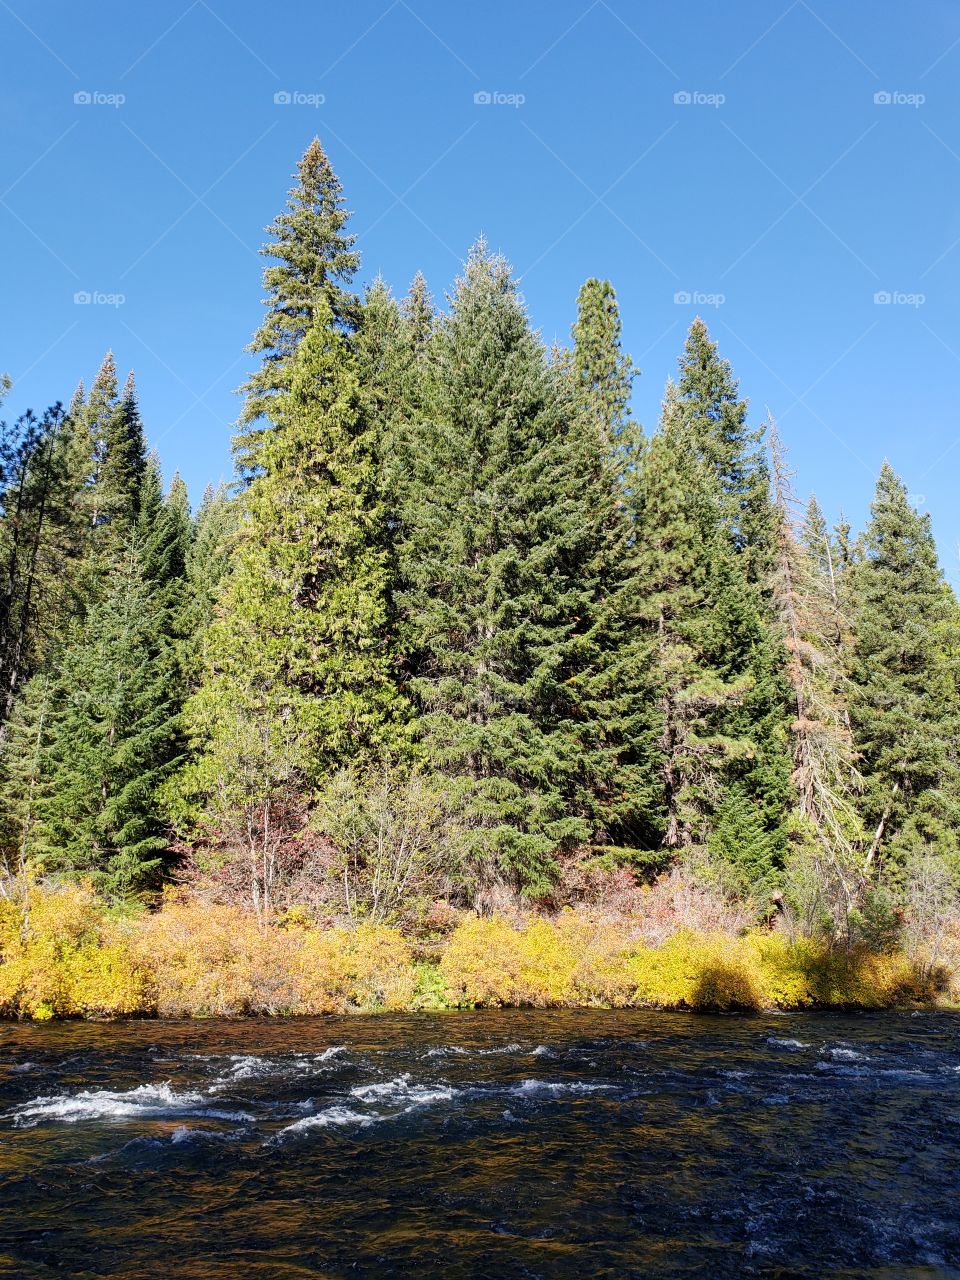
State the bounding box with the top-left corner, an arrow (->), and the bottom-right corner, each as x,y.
3,1 -> 960,579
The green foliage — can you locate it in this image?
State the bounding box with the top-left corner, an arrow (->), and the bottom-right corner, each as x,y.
13,543 -> 183,897
5,135 -> 960,957
708,785 -> 778,899
175,302 -> 407,886
570,277 -> 636,448
239,137 -> 360,452
848,463 -> 960,869
395,243 -> 644,900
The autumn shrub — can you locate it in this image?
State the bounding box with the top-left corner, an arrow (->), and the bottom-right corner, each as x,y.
137,897 -> 302,1016
442,914 -> 656,1008
0,882 -> 144,1019
0,883 -> 949,1020
297,921 -> 417,1012
625,930 -> 763,1010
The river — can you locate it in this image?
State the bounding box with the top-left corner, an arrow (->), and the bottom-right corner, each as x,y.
1,1010 -> 958,1278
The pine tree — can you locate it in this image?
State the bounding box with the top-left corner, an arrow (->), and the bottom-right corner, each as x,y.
401,271 -> 434,368
19,545 -> 182,896
633,384 -> 753,849
676,318 -> 773,581
565,275 -> 653,851
709,784 -> 777,896
396,243 -> 642,901
671,324 -> 792,883
238,137 -> 360,462
179,301 -> 406,852
180,483 -> 237,688
848,463 -> 960,871
570,277 -> 636,449
356,277 -> 409,477
0,403 -> 81,727
71,355 -> 149,569
0,671 -> 53,878
139,461 -> 191,630
100,371 -> 147,537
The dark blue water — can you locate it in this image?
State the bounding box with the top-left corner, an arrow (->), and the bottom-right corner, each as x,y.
1,1011 -> 959,1278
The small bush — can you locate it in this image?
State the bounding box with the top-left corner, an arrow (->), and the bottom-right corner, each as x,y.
297,921 -> 417,1012
626,931 -> 762,1011
0,883 -> 144,1018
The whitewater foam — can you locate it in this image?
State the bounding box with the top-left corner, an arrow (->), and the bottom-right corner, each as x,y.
280,1106 -> 377,1135
511,1079 -> 613,1098
823,1046 -> 868,1062
8,1083 -> 253,1128
350,1074 -> 458,1107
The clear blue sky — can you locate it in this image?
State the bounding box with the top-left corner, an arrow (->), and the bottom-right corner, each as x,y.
3,2 -> 960,579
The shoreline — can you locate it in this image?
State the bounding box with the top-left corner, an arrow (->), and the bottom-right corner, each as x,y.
1,882 -> 953,1022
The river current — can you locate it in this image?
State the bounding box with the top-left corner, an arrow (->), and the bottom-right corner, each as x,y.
1,1010 -> 958,1278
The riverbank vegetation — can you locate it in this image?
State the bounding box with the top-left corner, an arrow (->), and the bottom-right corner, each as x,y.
0,880 -> 949,1019
2,137 -> 960,1019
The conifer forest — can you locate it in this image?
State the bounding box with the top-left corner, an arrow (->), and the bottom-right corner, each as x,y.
2,138 -> 959,1018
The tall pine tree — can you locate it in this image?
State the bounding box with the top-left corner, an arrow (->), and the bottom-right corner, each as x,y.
178,302 -> 406,849
239,137 -> 360,465
848,463 -> 960,872
397,244 -> 644,902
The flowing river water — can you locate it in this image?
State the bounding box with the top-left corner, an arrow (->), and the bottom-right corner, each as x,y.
1,1010 -> 959,1278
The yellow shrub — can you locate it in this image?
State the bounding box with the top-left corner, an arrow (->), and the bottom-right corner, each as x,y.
626,931 -> 763,1011
297,922 -> 416,1012
0,883 -> 144,1018
551,914 -> 637,1007
747,932 -> 817,1008
441,915 -> 637,1008
440,917 -> 528,1007
0,884 -> 949,1020
137,900 -> 302,1017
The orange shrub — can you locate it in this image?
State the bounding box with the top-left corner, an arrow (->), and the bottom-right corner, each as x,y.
136,898 -> 301,1016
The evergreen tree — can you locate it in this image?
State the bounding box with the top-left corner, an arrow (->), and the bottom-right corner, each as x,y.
100,371 -> 147,536
71,355 -> 149,569
709,784 -> 777,896
17,545 -> 182,896
633,384 -> 753,849
396,244 -> 642,902
401,271 -> 434,368
675,318 -> 773,580
179,301 -> 406,845
239,137 -> 360,461
139,462 -> 191,630
0,671 -> 53,878
0,403 -> 81,727
671,325 -> 792,881
181,483 -> 237,687
570,277 -> 636,449
848,463 -> 960,871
